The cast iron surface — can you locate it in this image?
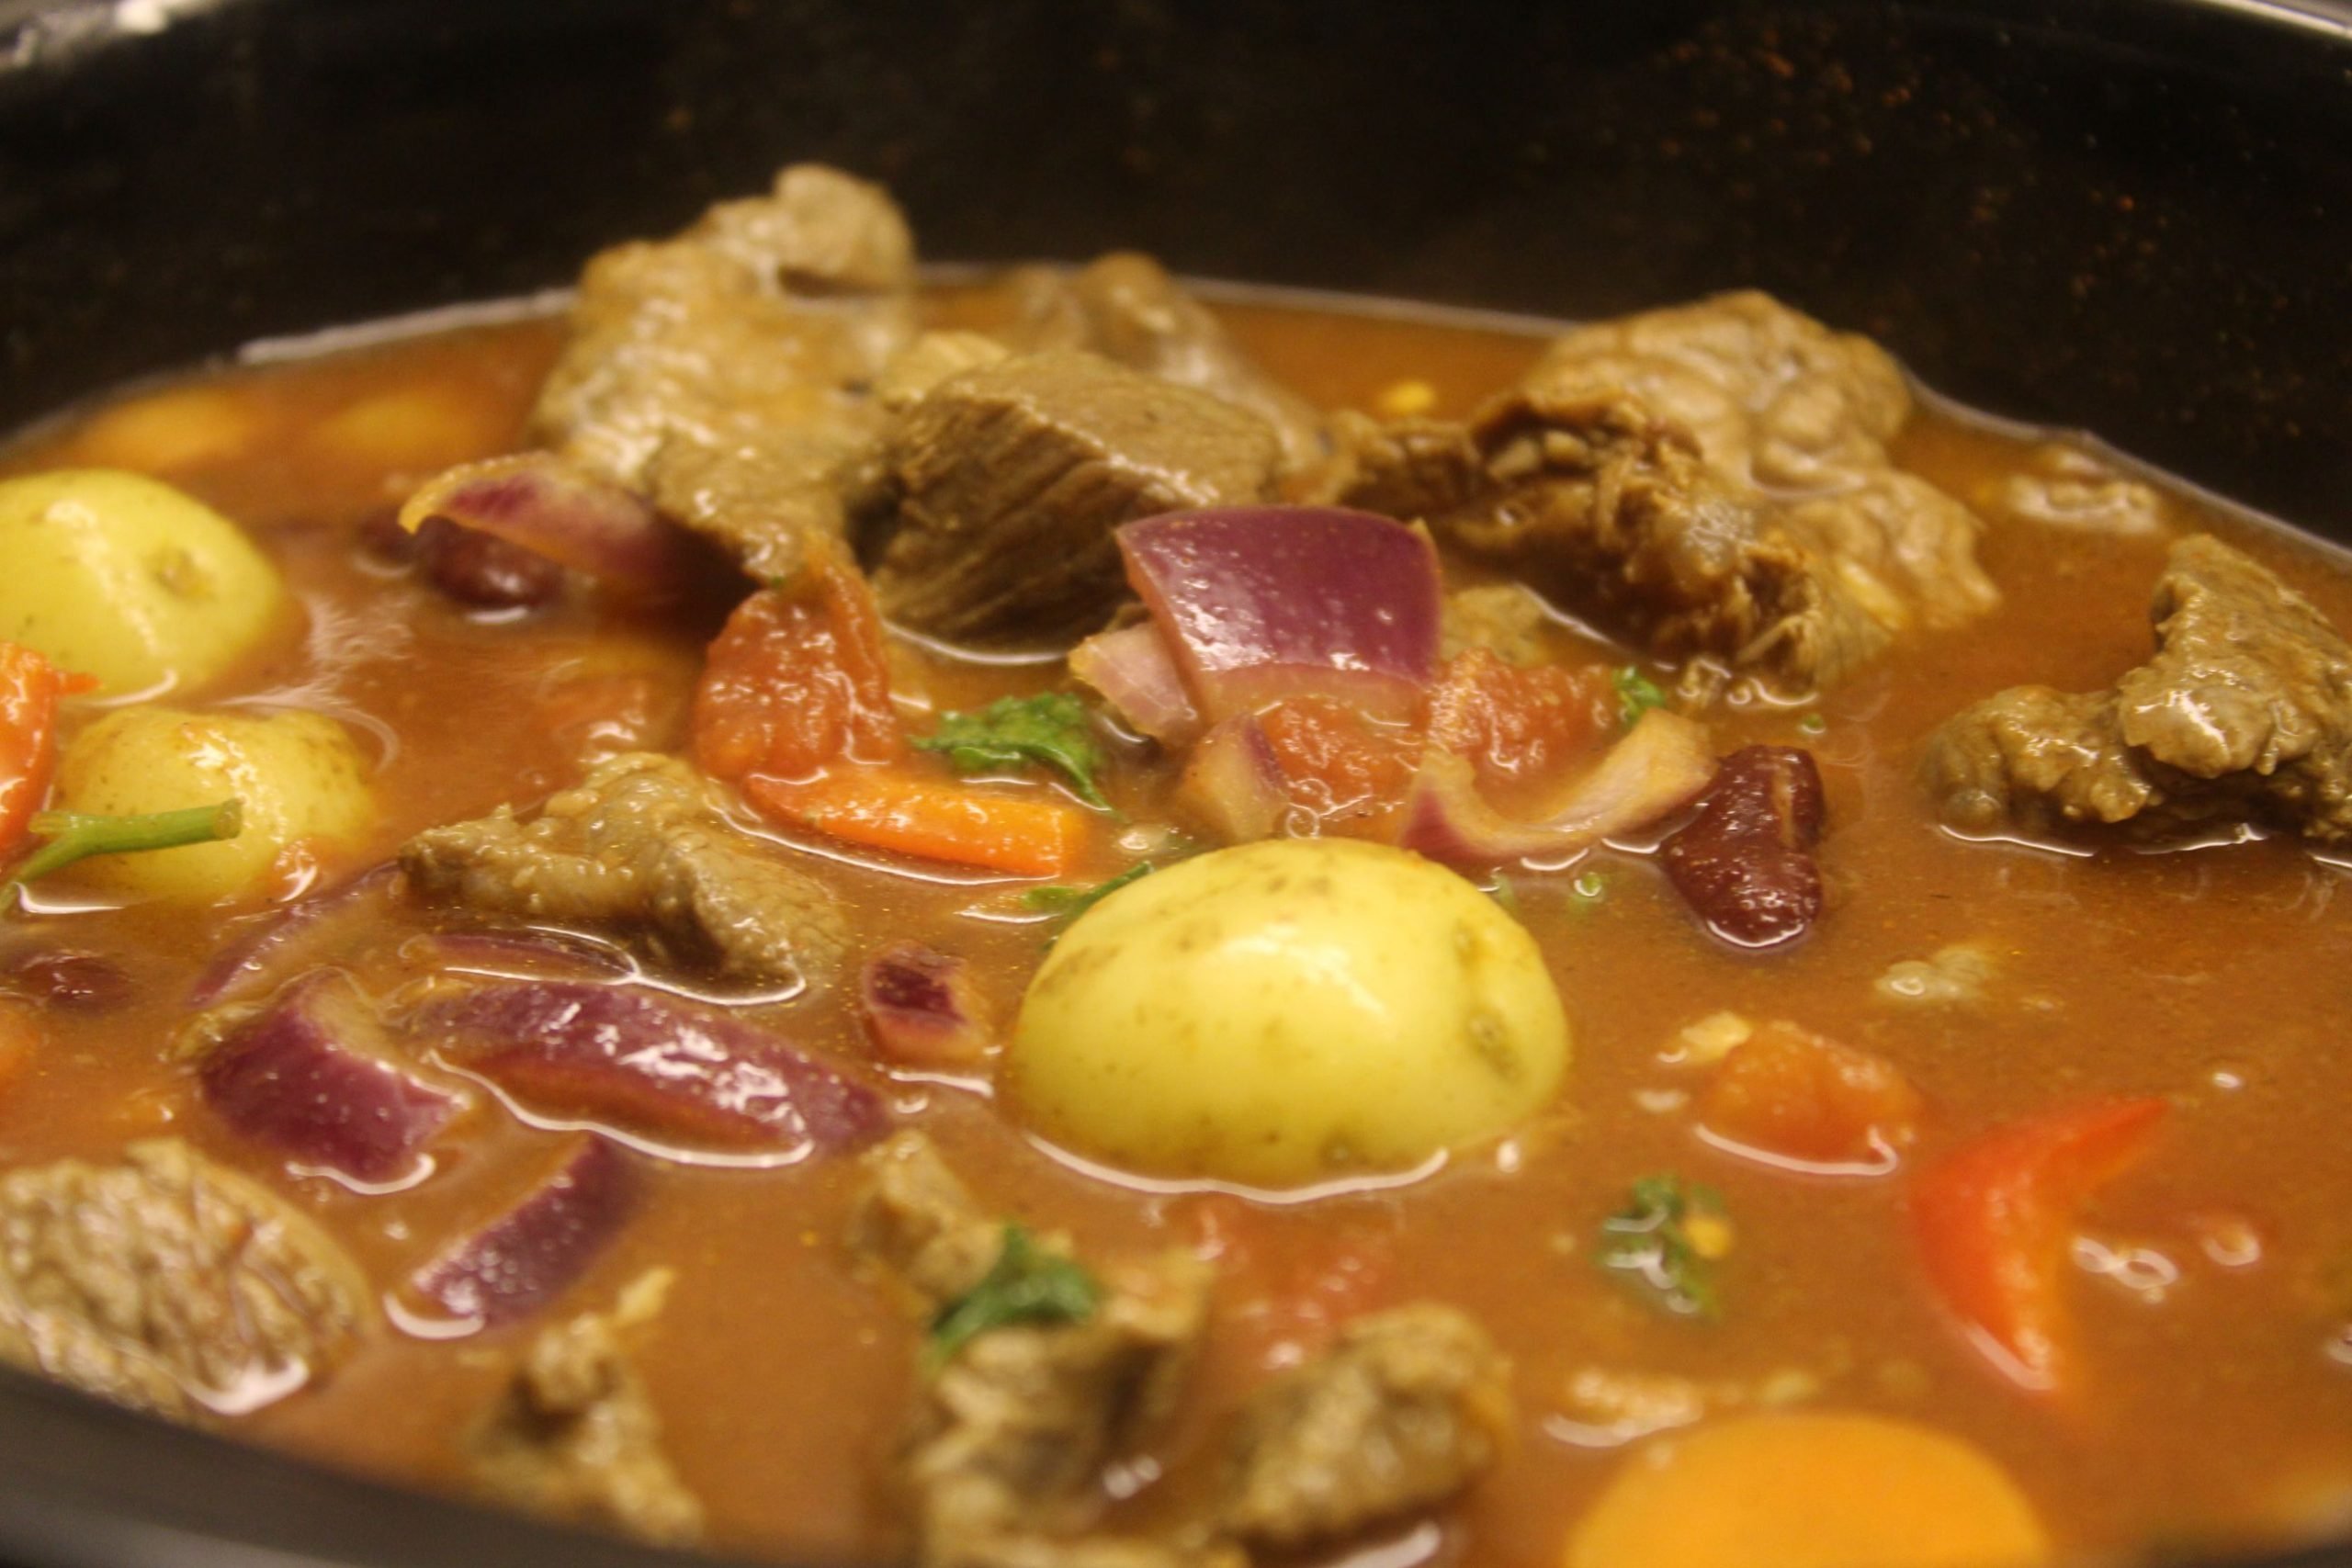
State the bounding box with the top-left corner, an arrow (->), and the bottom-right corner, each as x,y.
0,2 -> 2347,1565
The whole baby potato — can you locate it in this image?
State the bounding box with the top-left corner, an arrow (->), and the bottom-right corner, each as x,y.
52,707 -> 376,902
0,469 -> 288,695
1007,838 -> 1570,1189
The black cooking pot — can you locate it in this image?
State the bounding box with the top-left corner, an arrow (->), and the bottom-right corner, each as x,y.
0,1 -> 2347,1565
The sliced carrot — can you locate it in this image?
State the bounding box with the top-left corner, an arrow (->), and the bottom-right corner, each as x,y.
744,770 -> 1087,877
1700,1021 -> 1924,1168
0,643 -> 90,859
1911,1096 -> 2167,1398
691,555 -> 902,784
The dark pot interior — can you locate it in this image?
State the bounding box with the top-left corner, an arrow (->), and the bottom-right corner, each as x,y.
0,1 -> 2348,1564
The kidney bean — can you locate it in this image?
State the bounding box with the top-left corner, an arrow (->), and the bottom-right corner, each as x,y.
8,950 -> 132,1011
413,516 -> 566,609
1660,745 -> 1825,948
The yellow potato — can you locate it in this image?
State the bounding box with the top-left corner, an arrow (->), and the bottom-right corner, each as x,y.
67,383 -> 272,473
1566,1412 -> 2050,1568
0,469 -> 288,695
1007,839 -> 1569,1189
51,706 -> 376,903
312,384 -> 503,471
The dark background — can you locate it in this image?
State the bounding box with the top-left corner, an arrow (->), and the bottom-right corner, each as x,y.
0,2 -> 2347,1565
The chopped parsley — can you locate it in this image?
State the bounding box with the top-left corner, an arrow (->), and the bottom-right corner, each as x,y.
8,799 -> 243,891
913,692 -> 1110,808
1611,665 -> 1668,728
1596,1173 -> 1730,1321
1797,712 -> 1828,737
1023,862 -> 1154,941
925,1224 -> 1101,1373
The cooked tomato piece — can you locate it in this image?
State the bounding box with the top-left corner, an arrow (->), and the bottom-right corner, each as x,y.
1256,695 -> 1422,840
1427,648 -> 1612,809
1700,1021 -> 1925,1168
1911,1096 -> 2168,1398
691,558 -> 902,783
1186,1194 -> 1397,1370
0,642 -> 89,860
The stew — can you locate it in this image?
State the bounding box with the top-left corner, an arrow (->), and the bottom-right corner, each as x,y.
0,164 -> 2346,1568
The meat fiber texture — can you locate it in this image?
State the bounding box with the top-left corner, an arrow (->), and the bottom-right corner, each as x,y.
0,1140 -> 369,1420
528,164 -> 920,584
865,351 -> 1283,644
401,751 -> 847,990
1319,291 -> 1997,692
1928,535 -> 2352,845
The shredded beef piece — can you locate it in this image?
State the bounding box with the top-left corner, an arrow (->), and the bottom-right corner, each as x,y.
1007,254 -> 1326,471
1322,294 -> 1996,691
0,1140 -> 369,1421
1221,1304 -> 1510,1548
1928,535 -> 2352,844
401,752 -> 847,989
472,1301 -> 704,1546
528,164 -> 918,584
863,351 -> 1283,643
853,1133 -> 1226,1568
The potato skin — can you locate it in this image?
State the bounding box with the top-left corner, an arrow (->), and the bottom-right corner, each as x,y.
51,707 -> 376,902
1007,839 -> 1569,1189
0,469 -> 288,695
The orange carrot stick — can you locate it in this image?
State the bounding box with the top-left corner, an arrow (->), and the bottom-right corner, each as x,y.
744,770 -> 1088,878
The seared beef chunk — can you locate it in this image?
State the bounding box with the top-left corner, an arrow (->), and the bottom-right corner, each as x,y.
401,752 -> 847,989
1221,1305 -> 1512,1549
1008,254 -> 1326,470
1661,746 -> 1828,948
472,1299 -> 704,1546
0,1140 -> 368,1420
529,164 -> 917,584
1928,536 -> 2352,844
1323,293 -> 1996,691
853,1133 -> 1227,1568
864,352 -> 1283,643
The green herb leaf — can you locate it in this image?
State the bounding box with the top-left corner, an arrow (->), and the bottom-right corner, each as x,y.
1023,861 -> 1153,942
913,693 -> 1110,808
925,1224 -> 1102,1374
1612,666 -> 1668,728
1797,712 -> 1828,737
1569,868 -> 1610,905
1596,1173 -> 1728,1321
8,799 -> 243,890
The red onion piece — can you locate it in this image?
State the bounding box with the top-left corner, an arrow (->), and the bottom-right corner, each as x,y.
1660,745 -> 1826,948
1175,715 -> 1289,843
859,943 -> 995,1068
409,1136 -> 637,1326
1117,507 -> 1442,724
187,863 -> 401,1010
422,981 -> 887,1153
1069,620 -> 1201,745
1399,711 -> 1719,867
399,453 -> 681,589
200,973 -> 462,1183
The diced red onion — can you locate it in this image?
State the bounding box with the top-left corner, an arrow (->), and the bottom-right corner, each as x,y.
1175,715 -> 1289,843
1399,711 -> 1719,867
200,973 -> 462,1183
409,1136 -> 637,1326
859,943 -> 995,1068
1117,507 -> 1442,724
187,862 -> 401,1010
1069,621 -> 1201,745
420,981 -> 887,1154
399,453 -> 681,589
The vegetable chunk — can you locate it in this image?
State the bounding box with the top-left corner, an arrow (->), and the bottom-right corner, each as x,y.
50,706 -> 375,902
1008,839 -> 1569,1189
1566,1411 -> 2049,1568
0,469 -> 287,695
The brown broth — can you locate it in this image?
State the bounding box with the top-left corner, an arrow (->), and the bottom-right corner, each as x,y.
2,285 -> 2350,1567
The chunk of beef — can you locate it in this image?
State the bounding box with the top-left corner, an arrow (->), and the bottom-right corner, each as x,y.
1221,1304 -> 1512,1549
863,352 -> 1282,643
1007,254 -> 1326,470
853,1133 -> 1222,1568
472,1298 -> 704,1546
1324,294 -> 1996,691
529,164 -> 918,584
1928,535 -> 2352,844
401,752 -> 847,989
1977,442 -> 2170,537
0,1140 -> 368,1420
